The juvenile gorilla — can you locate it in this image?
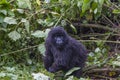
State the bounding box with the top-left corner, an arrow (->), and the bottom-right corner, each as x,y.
43,26 -> 87,78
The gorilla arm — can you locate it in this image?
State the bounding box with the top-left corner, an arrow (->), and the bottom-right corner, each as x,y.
43,47 -> 53,71
48,48 -> 73,73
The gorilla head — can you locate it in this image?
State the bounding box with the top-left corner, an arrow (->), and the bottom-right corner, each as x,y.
47,27 -> 69,49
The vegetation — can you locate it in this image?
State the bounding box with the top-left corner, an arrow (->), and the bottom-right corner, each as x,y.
0,0 -> 120,80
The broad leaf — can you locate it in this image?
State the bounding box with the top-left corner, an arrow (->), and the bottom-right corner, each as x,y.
31,30 -> 45,38
65,67 -> 80,77
21,18 -> 30,33
4,17 -> 17,24
113,9 -> 120,14
8,31 -> 21,41
82,0 -> 91,13
66,76 -> 74,80
112,61 -> 120,66
38,43 -> 45,56
36,0 -> 41,5
45,28 -> 50,38
16,9 -> 24,14
44,0 -> 50,3
0,10 -> 7,15
17,0 -> 31,10
32,72 -> 50,80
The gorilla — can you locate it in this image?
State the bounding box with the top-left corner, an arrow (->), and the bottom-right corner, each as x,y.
43,26 -> 87,78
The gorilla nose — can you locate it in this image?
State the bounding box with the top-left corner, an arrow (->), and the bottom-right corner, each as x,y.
56,39 -> 63,44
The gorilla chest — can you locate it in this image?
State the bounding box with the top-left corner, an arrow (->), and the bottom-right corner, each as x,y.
52,48 -> 68,60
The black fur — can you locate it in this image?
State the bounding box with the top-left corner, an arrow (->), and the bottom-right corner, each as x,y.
43,26 -> 87,78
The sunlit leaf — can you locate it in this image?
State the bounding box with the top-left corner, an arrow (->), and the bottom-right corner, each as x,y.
61,20 -> 67,26
21,18 -> 27,22
44,0 -> 50,3
66,76 -> 74,80
0,72 -> 6,77
4,17 -> 17,24
8,31 -> 21,41
36,0 -> 41,5
32,72 -> 50,80
0,10 -> 7,15
24,20 -> 30,33
113,9 -> 120,14
65,67 -> 80,76
88,52 -> 94,57
95,47 -> 101,53
112,61 -> 120,66
27,59 -> 32,65
94,8 -> 97,14
0,16 -> 4,23
38,43 -> 45,56
21,18 -> 30,33
7,10 -> 15,17
31,30 -> 45,38
17,0 -> 31,10
70,24 -> 77,34
37,19 -> 44,24
16,9 -> 24,14
45,28 -> 50,38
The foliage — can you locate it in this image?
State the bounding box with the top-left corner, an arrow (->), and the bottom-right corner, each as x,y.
0,0 -> 120,79
65,67 -> 80,77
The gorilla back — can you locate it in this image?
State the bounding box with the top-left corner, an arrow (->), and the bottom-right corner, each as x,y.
43,26 -> 87,78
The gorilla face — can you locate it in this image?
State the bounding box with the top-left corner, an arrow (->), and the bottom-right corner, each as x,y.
54,34 -> 64,45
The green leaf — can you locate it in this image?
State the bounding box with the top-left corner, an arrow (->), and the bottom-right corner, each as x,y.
7,10 -> 15,17
99,0 -> 104,6
0,10 -> 7,15
0,16 -> 4,23
21,18 -> 27,22
37,19 -> 44,24
36,0 -> 41,5
0,0 -> 10,8
70,24 -> 77,34
61,20 -> 67,26
16,9 -> 24,14
112,61 -> 120,66
17,0 -> 31,10
37,19 -> 54,27
21,18 -> 30,33
82,0 -> 91,13
4,17 -> 17,24
65,67 -> 80,77
88,52 -> 94,57
0,72 -> 6,77
38,43 -> 45,56
24,21 -> 30,34
32,72 -> 50,80
45,28 -> 50,38
113,9 -> 120,14
8,31 -> 21,41
44,0 -> 50,3
95,47 -> 101,53
66,76 -> 74,80
31,30 -> 45,38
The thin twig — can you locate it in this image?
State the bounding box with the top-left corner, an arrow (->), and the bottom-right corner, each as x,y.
102,14 -> 117,28
79,40 -> 120,44
0,45 -> 39,57
72,23 -> 120,33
